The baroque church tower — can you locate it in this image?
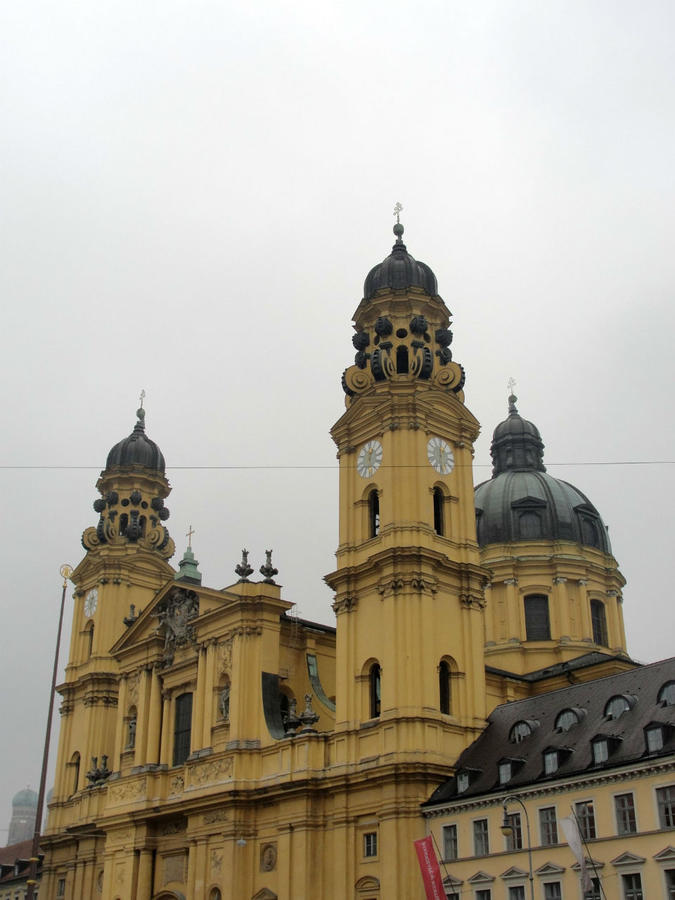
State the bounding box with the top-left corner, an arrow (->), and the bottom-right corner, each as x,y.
327,220 -> 490,761
51,406 -> 175,803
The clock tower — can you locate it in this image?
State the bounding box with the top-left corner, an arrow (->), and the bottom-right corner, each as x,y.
50,406 -> 175,810
326,221 -> 490,764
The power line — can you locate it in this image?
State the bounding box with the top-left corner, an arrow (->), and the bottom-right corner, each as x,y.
0,461 -> 674,471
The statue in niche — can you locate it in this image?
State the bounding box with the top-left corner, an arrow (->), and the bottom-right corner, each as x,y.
219,684 -> 230,721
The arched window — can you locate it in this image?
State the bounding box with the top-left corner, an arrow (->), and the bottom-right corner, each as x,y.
70,752 -> 81,795
125,706 -> 137,749
173,693 -> 193,766
85,621 -> 94,659
368,490 -> 380,538
510,720 -> 536,743
369,664 -> 381,718
396,345 -> 409,374
555,708 -> 582,732
433,488 -> 444,536
604,695 -> 633,721
439,661 -> 451,714
590,599 -> 608,646
524,595 -> 551,641
119,513 -> 128,536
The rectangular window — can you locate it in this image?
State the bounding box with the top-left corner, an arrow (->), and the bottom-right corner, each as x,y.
544,750 -> 559,775
508,887 -> 525,900
505,812 -> 522,851
621,873 -> 643,900
615,793 -> 637,835
575,800 -> 596,840
473,818 -> 489,856
646,726 -> 664,753
539,806 -> 558,845
173,692 -> 193,766
56,880 -> 66,898
586,878 -> 602,900
524,594 -> 551,640
658,786 -> 675,828
363,831 -> 377,858
475,892 -> 491,900
442,823 -> 458,861
592,740 -> 608,764
544,884 -> 562,900
665,869 -> 675,900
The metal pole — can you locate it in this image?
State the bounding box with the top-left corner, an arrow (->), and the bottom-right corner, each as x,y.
503,795 -> 535,900
26,564 -> 72,900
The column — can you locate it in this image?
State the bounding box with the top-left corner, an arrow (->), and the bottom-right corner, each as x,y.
160,692 -> 172,765
136,849 -> 154,900
112,674 -> 128,770
145,666 -> 162,765
202,641 -> 216,748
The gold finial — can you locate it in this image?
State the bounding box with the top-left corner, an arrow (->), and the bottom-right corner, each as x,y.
59,564 -> 73,587
393,202 -> 403,224
186,525 -> 195,549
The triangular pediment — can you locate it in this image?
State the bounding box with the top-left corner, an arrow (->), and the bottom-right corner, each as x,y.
443,874 -> 463,888
501,866 -> 528,880
468,871 -> 495,884
571,857 -> 604,872
654,846 -> 675,863
252,890 -> 277,900
535,862 -> 565,876
610,851 -> 646,867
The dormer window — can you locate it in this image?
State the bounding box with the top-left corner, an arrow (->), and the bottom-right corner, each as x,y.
498,758 -> 523,785
592,738 -> 609,765
457,771 -> 469,794
591,735 -> 621,766
555,708 -> 583,733
645,724 -> 665,754
658,681 -> 675,707
604,695 -> 634,721
543,750 -> 560,775
510,720 -> 537,743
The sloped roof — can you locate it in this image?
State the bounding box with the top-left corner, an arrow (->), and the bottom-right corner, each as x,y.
425,656 -> 675,807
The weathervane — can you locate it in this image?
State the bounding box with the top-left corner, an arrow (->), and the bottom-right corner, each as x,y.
186,525 -> 195,549
393,202 -> 403,224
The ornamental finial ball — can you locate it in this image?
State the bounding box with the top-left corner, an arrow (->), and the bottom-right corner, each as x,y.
393,222 -> 404,239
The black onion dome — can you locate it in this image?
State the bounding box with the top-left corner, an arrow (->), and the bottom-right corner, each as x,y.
474,395 -> 611,553
105,408 -> 166,474
363,224 -> 438,299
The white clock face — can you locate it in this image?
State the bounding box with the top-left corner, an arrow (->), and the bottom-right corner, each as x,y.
84,588 -> 98,617
427,437 -> 454,475
357,440 -> 383,478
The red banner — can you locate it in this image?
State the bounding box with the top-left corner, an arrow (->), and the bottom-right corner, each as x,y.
414,835 -> 446,900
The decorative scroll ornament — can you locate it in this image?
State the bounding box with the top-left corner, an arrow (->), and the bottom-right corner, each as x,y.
82,486 -> 174,559
154,587 -> 199,666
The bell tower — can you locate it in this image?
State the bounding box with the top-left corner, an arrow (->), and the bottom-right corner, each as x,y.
50,405 -> 175,808
326,220 -> 489,762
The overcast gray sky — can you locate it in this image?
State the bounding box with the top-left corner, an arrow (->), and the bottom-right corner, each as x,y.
1,0 -> 674,833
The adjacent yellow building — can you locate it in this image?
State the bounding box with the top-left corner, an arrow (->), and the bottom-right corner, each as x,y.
40,224 -> 670,899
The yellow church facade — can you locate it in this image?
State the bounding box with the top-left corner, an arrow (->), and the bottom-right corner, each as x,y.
41,224 -> 657,900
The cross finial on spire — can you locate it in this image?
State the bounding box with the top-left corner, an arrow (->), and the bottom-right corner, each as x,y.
139,389 -> 146,409
507,377 -> 516,395
186,524 -> 195,549
507,377 -> 518,414
393,202 -> 403,224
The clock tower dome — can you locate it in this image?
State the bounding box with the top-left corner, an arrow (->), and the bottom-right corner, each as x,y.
326,221 -> 490,765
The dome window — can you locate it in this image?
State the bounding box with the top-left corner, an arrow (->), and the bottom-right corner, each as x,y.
658,681 -> 675,707
590,599 -> 608,646
524,595 -> 551,641
439,660 -> 451,714
604,695 -> 635,721
369,663 -> 381,718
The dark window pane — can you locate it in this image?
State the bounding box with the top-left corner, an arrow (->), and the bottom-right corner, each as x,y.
525,595 -> 550,640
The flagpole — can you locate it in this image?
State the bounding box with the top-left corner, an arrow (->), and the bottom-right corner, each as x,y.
26,564 -> 72,900
570,807 -> 608,900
